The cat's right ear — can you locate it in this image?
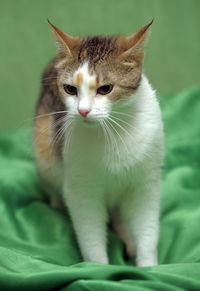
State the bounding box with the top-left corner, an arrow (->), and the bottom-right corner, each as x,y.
47,19 -> 81,57
117,20 -> 153,63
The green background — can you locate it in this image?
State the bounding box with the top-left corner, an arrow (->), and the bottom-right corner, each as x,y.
0,0 -> 200,130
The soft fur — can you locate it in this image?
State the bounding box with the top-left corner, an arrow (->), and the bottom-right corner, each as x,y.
33,20 -> 164,267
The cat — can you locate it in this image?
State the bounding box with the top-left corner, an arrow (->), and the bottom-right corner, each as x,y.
33,19 -> 164,267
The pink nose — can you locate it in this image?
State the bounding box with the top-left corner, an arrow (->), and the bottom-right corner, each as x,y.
78,109 -> 90,117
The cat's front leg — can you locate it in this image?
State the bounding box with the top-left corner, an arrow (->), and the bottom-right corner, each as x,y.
122,178 -> 160,267
63,184 -> 108,264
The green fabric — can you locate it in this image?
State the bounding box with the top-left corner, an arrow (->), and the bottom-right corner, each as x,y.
0,85 -> 200,290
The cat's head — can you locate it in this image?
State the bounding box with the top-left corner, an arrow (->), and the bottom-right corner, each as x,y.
48,20 -> 152,126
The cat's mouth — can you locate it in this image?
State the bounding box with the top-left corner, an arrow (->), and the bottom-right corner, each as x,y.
76,116 -> 100,128
83,118 -> 100,128
84,119 -> 93,125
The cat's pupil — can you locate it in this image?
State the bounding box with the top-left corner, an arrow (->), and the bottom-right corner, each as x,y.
97,84 -> 113,95
64,84 -> 77,95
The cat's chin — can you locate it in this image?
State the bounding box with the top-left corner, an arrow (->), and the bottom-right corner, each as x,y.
77,118 -> 100,128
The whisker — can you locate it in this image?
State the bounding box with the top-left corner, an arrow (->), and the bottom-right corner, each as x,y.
106,119 -> 129,154
105,120 -> 121,159
100,120 -> 112,154
34,115 -> 66,146
105,120 -> 122,167
19,110 -> 69,126
63,120 -> 74,155
111,109 -> 148,117
110,110 -> 133,118
110,114 -> 137,131
104,120 -> 117,156
108,116 -> 134,145
24,118 -> 60,160
51,120 -> 68,155
50,116 -> 69,152
99,121 -> 107,144
34,111 -> 69,120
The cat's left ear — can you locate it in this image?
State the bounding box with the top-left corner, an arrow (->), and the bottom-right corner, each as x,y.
47,19 -> 82,57
118,20 -> 153,62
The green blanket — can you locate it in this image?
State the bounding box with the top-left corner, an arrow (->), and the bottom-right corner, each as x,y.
0,86 -> 200,290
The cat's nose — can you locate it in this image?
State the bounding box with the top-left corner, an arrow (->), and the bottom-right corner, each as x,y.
78,108 -> 90,117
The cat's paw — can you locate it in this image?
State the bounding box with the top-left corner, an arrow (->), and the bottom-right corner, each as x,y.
136,255 -> 158,267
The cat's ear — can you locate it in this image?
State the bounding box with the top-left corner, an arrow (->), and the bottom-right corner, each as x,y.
118,20 -> 153,62
47,19 -> 81,57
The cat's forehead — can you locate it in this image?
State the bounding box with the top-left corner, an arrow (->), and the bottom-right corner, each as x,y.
58,36 -> 117,84
70,36 -> 117,86
72,62 -> 98,89
78,36 -> 117,64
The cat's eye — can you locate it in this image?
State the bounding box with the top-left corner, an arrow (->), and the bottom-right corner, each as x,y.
97,84 -> 113,95
63,84 -> 77,95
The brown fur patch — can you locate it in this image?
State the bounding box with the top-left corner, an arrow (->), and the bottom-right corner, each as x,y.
76,72 -> 83,86
33,106 -> 54,163
89,79 -> 97,91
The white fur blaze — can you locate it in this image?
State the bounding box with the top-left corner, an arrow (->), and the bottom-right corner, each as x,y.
73,62 -> 96,113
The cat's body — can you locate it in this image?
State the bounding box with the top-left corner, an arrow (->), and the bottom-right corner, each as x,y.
33,20 -> 164,266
